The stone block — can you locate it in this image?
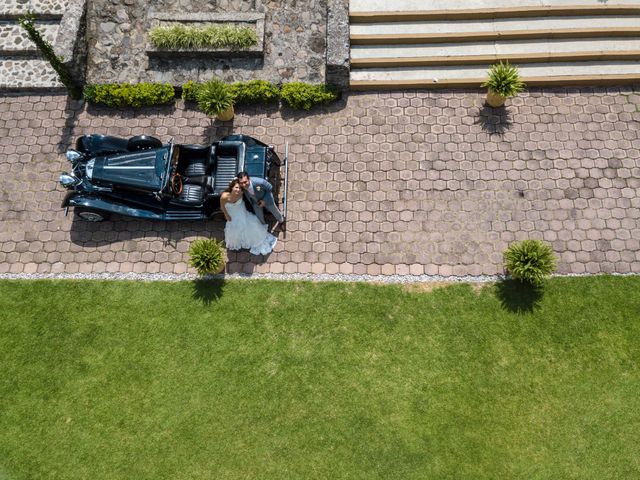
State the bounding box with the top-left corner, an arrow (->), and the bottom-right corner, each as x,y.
325,0 -> 349,90
54,0 -> 88,85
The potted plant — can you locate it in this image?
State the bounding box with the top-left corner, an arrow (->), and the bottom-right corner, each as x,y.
195,79 -> 235,121
188,238 -> 226,275
482,61 -> 525,107
503,239 -> 557,286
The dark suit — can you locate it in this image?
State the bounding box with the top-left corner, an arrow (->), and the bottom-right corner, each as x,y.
243,177 -> 283,224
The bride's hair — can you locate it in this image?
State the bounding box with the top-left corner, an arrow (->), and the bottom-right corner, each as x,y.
224,178 -> 241,193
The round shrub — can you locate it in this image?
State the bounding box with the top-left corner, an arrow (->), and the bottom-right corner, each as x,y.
481,61 -> 525,98
280,82 -> 337,110
189,238 -> 225,276
230,80 -> 280,105
181,80 -> 201,101
504,239 -> 557,286
84,83 -> 175,108
195,79 -> 235,116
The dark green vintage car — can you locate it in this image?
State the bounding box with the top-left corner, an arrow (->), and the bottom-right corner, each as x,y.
59,134 -> 283,222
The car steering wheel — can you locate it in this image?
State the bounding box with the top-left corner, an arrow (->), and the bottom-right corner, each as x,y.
171,173 -> 183,196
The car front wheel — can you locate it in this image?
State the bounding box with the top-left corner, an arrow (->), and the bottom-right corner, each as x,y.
75,208 -> 110,222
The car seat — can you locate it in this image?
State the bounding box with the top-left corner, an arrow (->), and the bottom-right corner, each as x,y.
176,183 -> 204,205
212,141 -> 245,194
180,144 -> 213,177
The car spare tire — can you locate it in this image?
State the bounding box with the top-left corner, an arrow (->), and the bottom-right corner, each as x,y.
127,135 -> 162,151
75,208 -> 110,222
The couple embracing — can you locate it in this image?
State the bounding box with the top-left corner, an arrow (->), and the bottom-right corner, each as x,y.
221,171 -> 284,256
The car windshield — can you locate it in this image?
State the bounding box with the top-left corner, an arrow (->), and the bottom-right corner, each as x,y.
158,142 -> 175,193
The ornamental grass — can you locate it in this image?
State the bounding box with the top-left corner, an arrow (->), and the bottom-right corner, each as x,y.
149,24 -> 258,50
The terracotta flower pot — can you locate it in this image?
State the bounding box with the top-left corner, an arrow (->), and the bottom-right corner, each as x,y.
215,260 -> 226,274
216,106 -> 234,122
486,90 -> 506,108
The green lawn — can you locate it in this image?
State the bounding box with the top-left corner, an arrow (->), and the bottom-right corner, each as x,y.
0,276 -> 639,479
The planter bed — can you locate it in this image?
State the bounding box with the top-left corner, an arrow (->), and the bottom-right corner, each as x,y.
146,12 -> 265,57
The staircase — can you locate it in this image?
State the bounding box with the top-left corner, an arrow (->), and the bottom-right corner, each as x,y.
0,0 -> 67,91
350,0 -> 640,89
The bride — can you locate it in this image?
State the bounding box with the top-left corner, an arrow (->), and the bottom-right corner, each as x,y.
221,179 -> 278,255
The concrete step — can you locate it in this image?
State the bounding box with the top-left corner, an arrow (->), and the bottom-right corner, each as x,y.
351,4 -> 640,22
350,60 -> 640,89
350,15 -> 640,44
350,0 -> 640,16
351,38 -> 640,67
0,0 -> 68,20
349,1 -> 640,88
0,22 -> 59,55
0,58 -> 63,90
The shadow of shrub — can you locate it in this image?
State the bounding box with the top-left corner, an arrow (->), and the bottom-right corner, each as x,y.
494,279 -> 544,314
191,278 -> 225,305
475,104 -> 513,135
85,101 -> 177,118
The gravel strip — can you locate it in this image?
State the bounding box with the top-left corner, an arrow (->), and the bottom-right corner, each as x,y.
0,272 -> 636,284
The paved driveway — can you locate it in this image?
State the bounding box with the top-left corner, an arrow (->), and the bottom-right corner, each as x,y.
0,88 -> 639,276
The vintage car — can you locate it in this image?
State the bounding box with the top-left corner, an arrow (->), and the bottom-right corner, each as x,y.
59,134 -> 284,222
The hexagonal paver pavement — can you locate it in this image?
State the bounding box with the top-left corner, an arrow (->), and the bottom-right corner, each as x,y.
0,88 -> 639,276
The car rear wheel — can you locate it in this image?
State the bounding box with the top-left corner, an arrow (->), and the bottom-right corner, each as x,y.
76,208 -> 110,222
127,135 -> 162,151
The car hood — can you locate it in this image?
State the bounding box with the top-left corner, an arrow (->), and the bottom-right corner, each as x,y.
89,148 -> 170,191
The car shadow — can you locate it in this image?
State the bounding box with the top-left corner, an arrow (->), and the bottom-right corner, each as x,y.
68,215 -> 225,247
494,279 -> 544,314
68,213 -> 276,275
475,103 -> 513,135
191,278 -> 225,305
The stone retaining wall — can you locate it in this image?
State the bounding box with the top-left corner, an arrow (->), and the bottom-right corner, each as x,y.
0,0 -> 71,91
87,0 -> 329,86
0,0 -> 69,18
54,0 -> 87,85
326,0 -> 349,90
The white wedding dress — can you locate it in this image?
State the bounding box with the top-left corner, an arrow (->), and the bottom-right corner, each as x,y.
224,197 -> 278,255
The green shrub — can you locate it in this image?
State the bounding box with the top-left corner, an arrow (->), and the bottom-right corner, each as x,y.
504,239 -> 557,286
230,80 -> 280,105
182,80 -> 201,101
280,82 -> 337,110
149,24 -> 258,50
195,79 -> 235,116
482,61 -> 525,98
84,83 -> 175,108
189,238 -> 225,275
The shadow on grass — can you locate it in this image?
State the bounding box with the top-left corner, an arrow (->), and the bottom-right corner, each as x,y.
191,278 -> 225,305
495,279 -> 544,314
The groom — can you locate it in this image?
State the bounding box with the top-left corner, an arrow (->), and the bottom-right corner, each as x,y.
237,171 -> 284,228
